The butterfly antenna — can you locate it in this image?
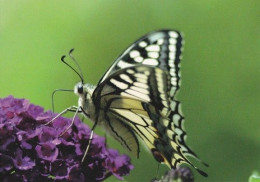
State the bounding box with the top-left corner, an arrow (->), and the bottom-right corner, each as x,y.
61,54 -> 84,83
69,48 -> 84,83
51,89 -> 74,112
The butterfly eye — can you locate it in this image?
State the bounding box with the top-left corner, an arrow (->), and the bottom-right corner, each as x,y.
78,85 -> 83,94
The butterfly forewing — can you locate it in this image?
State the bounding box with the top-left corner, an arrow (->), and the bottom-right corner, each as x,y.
98,30 -> 182,97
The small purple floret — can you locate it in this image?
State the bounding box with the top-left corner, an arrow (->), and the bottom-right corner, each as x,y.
0,95 -> 133,181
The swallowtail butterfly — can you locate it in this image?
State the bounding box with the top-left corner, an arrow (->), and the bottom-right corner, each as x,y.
50,30 -> 208,177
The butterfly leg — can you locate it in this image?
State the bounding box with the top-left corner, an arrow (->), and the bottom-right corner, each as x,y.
81,120 -> 98,163
44,105 -> 78,126
59,106 -> 81,136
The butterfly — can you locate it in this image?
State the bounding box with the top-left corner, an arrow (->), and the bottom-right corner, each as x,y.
49,30 -> 208,177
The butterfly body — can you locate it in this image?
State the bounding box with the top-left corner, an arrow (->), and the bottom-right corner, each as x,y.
71,30 -> 207,177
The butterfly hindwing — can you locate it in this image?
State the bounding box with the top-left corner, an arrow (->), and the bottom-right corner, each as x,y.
92,66 -> 207,176
101,107 -> 140,157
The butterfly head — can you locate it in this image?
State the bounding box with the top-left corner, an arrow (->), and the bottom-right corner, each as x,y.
74,82 -> 95,97
74,82 -> 84,96
74,82 -> 96,112
74,82 -> 86,109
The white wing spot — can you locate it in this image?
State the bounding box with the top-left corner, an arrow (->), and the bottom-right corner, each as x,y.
118,60 -> 134,68
170,87 -> 176,96
135,73 -> 147,79
169,45 -> 176,52
136,77 -> 147,83
126,69 -> 135,74
144,70 -> 150,76
131,86 -> 149,94
121,92 -> 139,100
170,68 -> 175,76
133,81 -> 149,89
146,45 -> 160,52
110,78 -> 128,89
169,59 -> 174,67
171,77 -> 177,82
169,52 -> 175,60
162,100 -> 168,107
161,107 -> 168,116
160,93 -> 167,100
167,129 -> 174,138
173,114 -> 181,125
120,74 -> 133,84
134,56 -> 143,63
139,41 -> 148,47
169,38 -> 177,45
171,77 -> 177,85
143,58 -> 159,66
130,50 -> 140,58
170,101 -> 177,110
157,39 -> 164,45
162,119 -> 169,127
126,89 -> 150,101
169,31 -> 178,38
170,141 -> 178,152
155,69 -> 163,79
157,84 -> 164,93
175,128 -> 183,136
148,52 -> 159,59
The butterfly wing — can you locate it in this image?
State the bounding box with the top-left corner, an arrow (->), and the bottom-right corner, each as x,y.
98,30 -> 182,97
92,66 -> 207,177
98,30 -> 204,162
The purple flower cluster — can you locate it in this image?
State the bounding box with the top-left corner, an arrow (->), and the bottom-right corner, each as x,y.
0,96 -> 133,181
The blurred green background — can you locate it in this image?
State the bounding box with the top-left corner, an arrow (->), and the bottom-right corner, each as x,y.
0,0 -> 259,181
